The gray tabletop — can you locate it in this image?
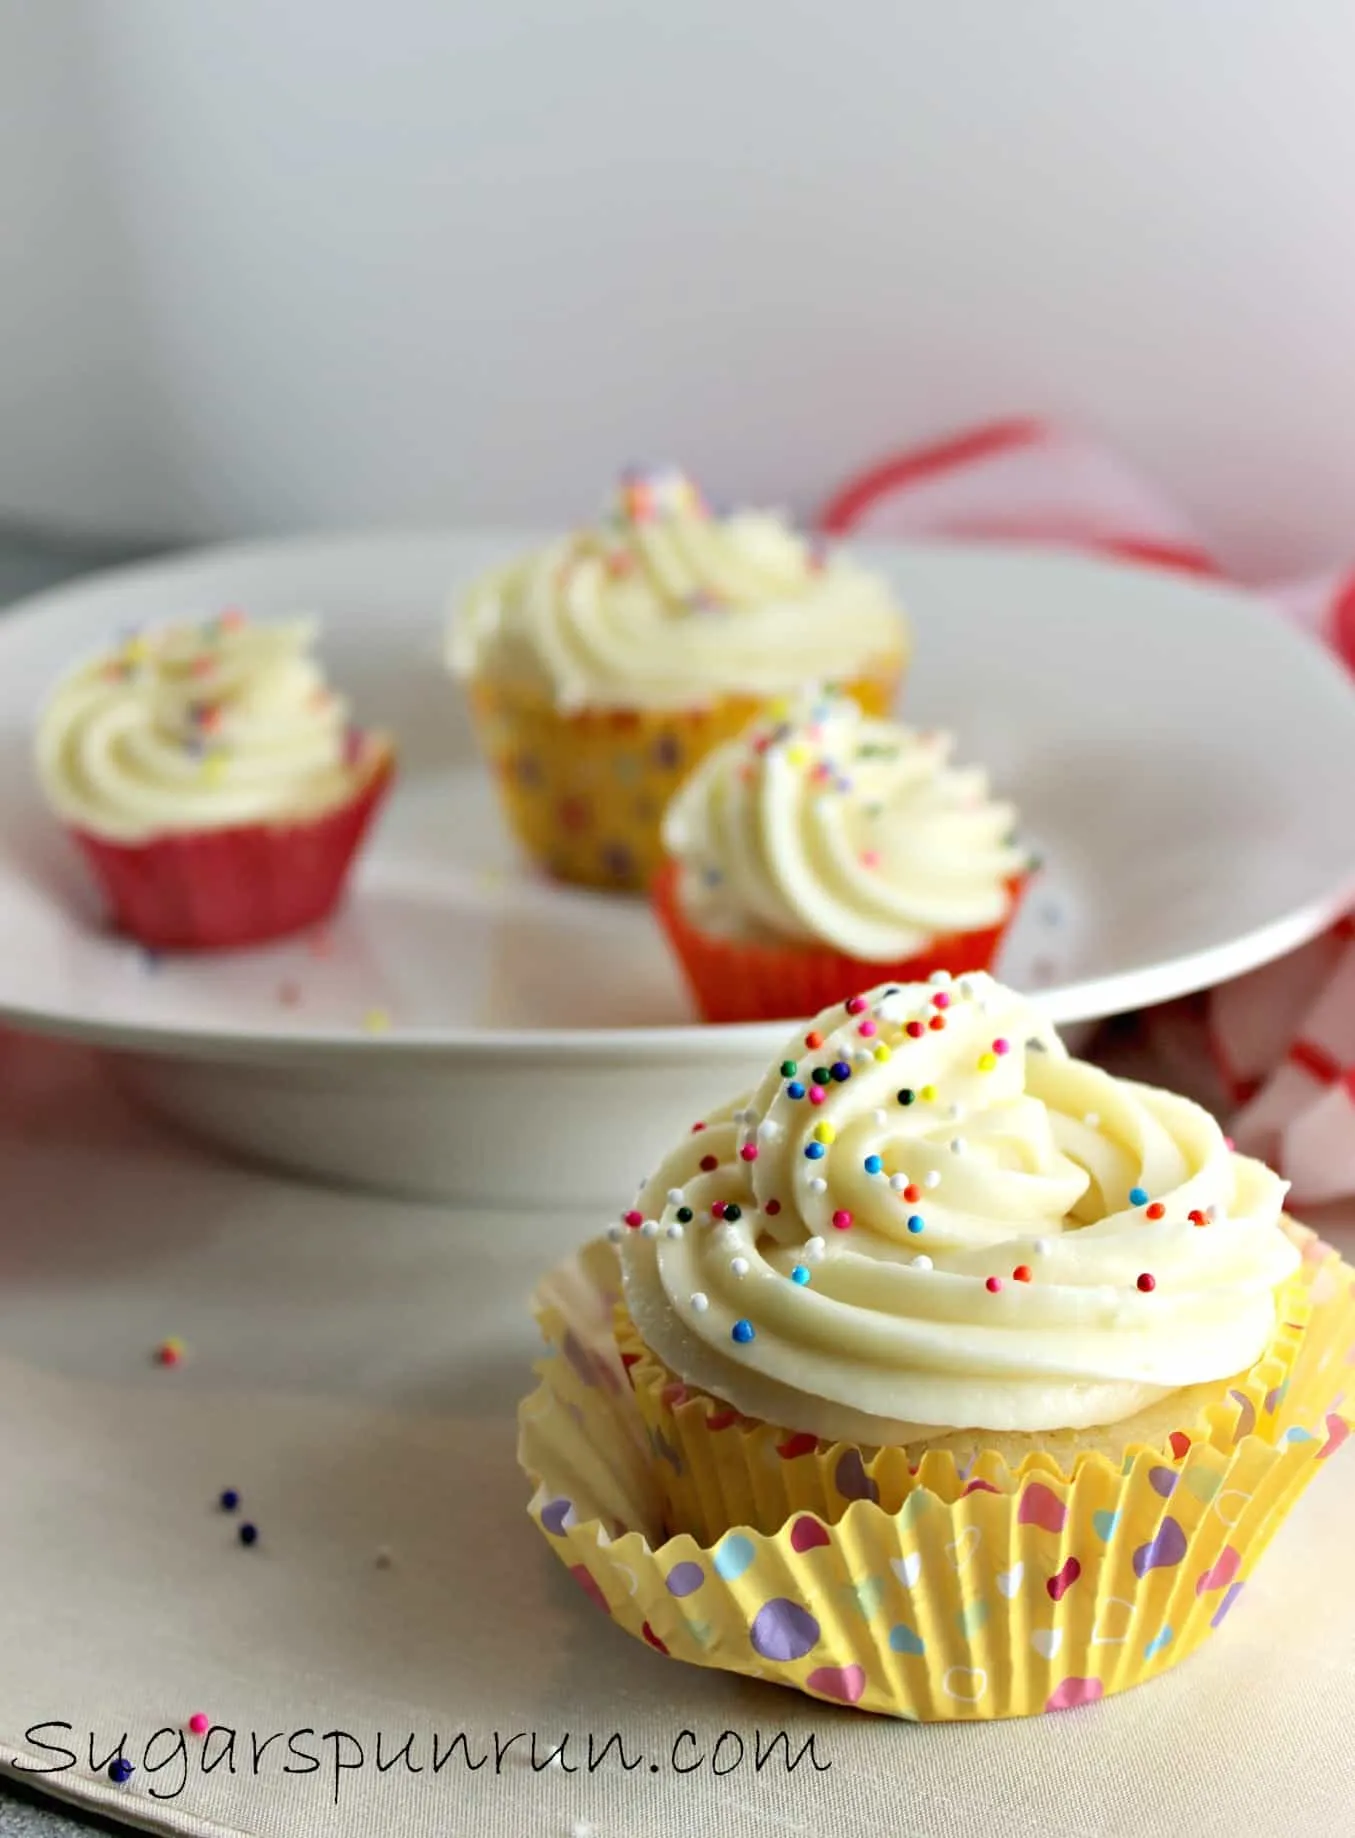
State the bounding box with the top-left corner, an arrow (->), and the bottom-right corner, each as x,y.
0,525 -> 164,1836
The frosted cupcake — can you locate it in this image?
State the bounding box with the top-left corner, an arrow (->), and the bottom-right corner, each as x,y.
521,973 -> 1355,1718
653,687 -> 1030,1021
36,611 -> 394,949
447,467 -> 908,890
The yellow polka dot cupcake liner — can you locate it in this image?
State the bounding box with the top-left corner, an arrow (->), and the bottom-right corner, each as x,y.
519,1238 -> 1355,1720
468,671 -> 901,892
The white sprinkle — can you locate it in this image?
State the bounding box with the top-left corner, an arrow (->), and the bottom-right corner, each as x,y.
804,1235 -> 826,1261
1083,1111 -> 1100,1128
957,977 -> 976,997
730,1257 -> 749,1278
888,1173 -> 908,1193
873,1107 -> 888,1126
853,1047 -> 873,1065
808,1176 -> 828,1195
758,1117 -> 782,1142
1033,1238 -> 1052,1256
665,1222 -> 685,1240
929,969 -> 952,985
923,1170 -> 941,1190
948,1101 -> 965,1121
950,1137 -> 965,1155
911,1255 -> 934,1271
666,1188 -> 685,1206
640,1219 -> 660,1237
876,994 -> 910,1021
606,1225 -> 623,1243
690,1292 -> 709,1313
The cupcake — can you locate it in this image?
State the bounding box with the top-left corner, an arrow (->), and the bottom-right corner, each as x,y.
521,973 -> 1355,1718
447,467 -> 908,890
653,686 -> 1030,1022
35,611 -> 394,950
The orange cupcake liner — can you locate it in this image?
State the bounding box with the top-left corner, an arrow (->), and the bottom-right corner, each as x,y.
651,861 -> 1030,1024
466,669 -> 902,893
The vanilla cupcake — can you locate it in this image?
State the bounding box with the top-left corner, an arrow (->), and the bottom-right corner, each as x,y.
448,468 -> 908,890
521,974 -> 1355,1719
36,611 -> 394,949
653,687 -> 1030,1021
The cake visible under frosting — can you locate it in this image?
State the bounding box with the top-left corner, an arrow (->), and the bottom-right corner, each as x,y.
663,687 -> 1028,958
446,467 -> 908,711
617,973 -> 1299,1442
36,612 -> 382,842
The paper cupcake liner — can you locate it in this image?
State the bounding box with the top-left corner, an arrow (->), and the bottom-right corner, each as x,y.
71,742 -> 395,951
519,1238 -> 1355,1719
651,863 -> 1030,1024
466,669 -> 902,893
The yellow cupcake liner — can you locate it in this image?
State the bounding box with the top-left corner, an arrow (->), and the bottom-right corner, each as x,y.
518,1238 -> 1355,1719
467,669 -> 902,891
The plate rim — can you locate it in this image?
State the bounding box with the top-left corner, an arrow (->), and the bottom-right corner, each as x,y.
1,526 -> 1352,1063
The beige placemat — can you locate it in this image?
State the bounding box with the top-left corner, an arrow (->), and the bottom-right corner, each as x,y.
2,1030 -> 1354,1838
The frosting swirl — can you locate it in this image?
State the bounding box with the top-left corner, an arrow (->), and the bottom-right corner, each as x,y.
447,467 -> 908,710
618,974 -> 1299,1441
663,688 -> 1028,957
36,613 -> 382,841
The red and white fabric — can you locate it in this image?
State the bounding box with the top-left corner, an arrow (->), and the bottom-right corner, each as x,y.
818,419 -> 1355,1205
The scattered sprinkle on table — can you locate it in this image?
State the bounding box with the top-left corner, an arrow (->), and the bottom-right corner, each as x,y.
154,1337 -> 185,1368
238,1522 -> 259,1547
363,1007 -> 391,1034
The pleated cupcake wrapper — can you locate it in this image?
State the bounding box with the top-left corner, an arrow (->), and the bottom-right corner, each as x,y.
71,741 -> 395,951
519,1240 -> 1355,1719
467,669 -> 902,893
651,862 -> 1030,1025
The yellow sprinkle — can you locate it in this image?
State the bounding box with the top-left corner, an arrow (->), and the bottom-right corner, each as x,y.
200,755 -> 227,785
120,637 -> 150,665
363,1007 -> 392,1034
919,1084 -> 937,1103
784,745 -> 808,768
977,1052 -> 998,1072
814,1121 -> 836,1145
872,1043 -> 892,1063
767,697 -> 792,721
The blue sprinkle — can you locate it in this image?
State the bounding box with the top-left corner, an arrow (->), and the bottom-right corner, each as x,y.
906,1214 -> 925,1234
805,1142 -> 826,1161
1129,1187 -> 1150,1207
864,1154 -> 883,1175
108,1759 -> 134,1785
731,1319 -> 755,1344
218,1488 -> 240,1512
830,1060 -> 851,1082
786,1081 -> 805,1100
790,1265 -> 811,1285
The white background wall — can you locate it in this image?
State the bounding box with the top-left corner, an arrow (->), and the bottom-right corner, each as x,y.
4,0 -> 1355,575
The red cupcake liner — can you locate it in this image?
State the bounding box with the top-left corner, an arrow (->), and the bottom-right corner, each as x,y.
70,746 -> 395,952
652,860 -> 1029,1024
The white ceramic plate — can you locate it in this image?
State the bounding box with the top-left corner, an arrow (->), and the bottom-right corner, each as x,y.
1,532 -> 1352,1205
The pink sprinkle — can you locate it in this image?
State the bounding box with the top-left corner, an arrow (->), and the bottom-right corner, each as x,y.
906,1021 -> 925,1038
711,1201 -> 727,1219
845,996 -> 867,1015
188,1714 -> 210,1736
808,1086 -> 826,1105
740,1143 -> 759,1162
932,991 -> 951,1010
985,1276 -> 1002,1293
832,1210 -> 853,1231
622,1210 -> 643,1228
993,1037 -> 1010,1055
861,850 -> 881,869
765,1198 -> 781,1215
858,1020 -> 877,1038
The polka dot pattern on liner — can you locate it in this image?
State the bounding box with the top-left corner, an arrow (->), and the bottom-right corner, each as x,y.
615,972 -> 1300,1446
